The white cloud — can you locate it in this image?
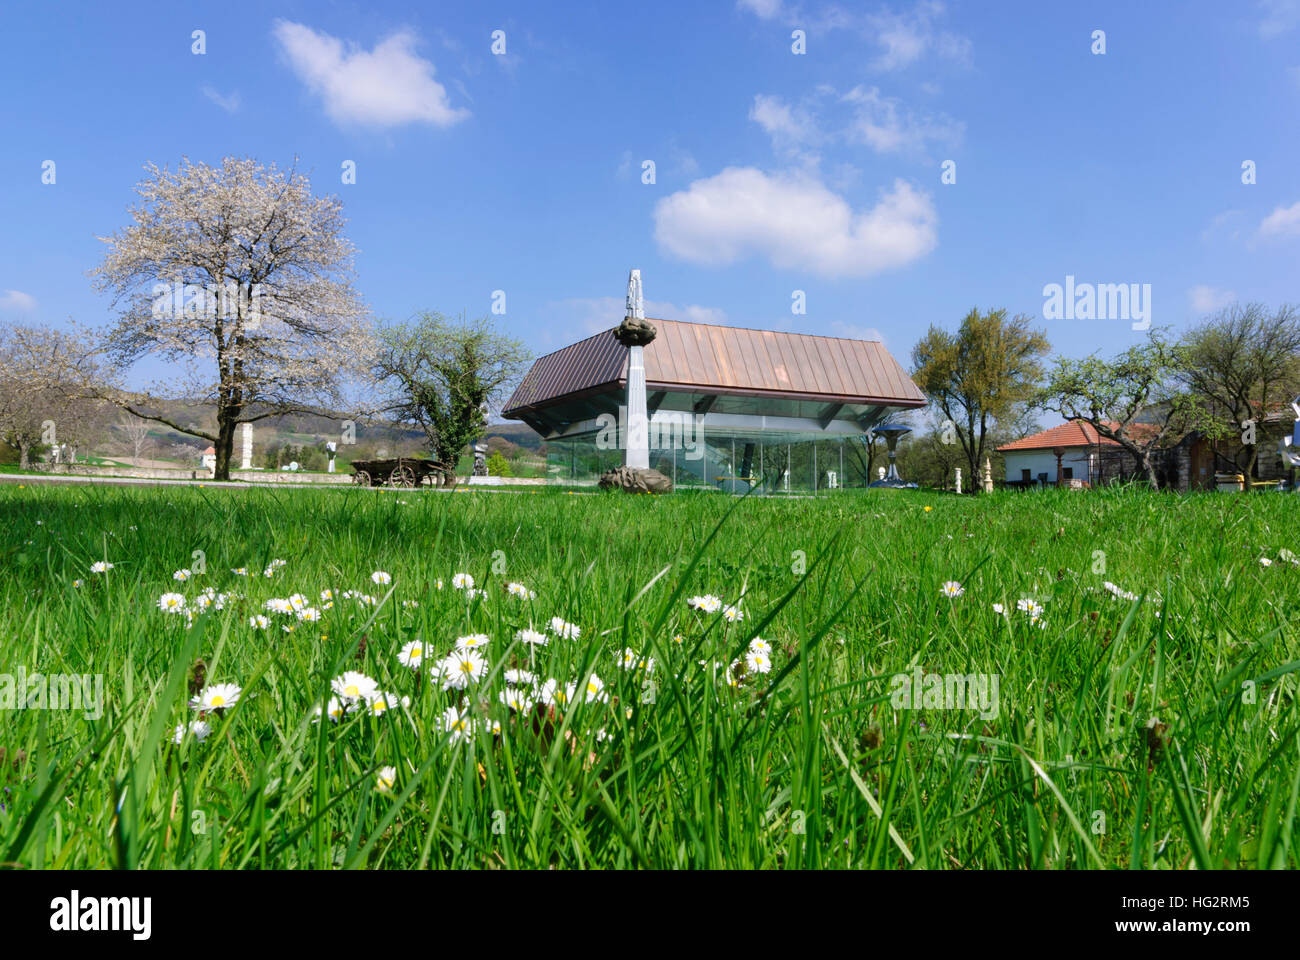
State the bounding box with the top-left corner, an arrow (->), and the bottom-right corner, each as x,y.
829,320 -> 884,342
0,290 -> 37,311
1258,0 -> 1300,38
842,85 -> 962,155
1201,209 -> 1244,243
737,0 -> 784,20
201,85 -> 241,113
866,1 -> 971,71
750,95 -> 819,157
560,297 -> 729,335
272,21 -> 468,129
654,167 -> 937,278
1188,285 -> 1236,314
1259,200 -> 1300,239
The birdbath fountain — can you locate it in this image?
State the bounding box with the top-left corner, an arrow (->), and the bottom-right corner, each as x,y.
867,424 -> 918,489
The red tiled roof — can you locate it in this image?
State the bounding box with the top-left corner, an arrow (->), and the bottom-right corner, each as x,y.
997,420 -> 1167,452
997,420 -> 1120,453
504,317 -> 927,414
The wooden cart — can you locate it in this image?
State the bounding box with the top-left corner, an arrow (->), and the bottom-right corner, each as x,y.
349,457 -> 449,488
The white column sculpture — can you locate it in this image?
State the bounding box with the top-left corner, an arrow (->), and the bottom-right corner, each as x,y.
955,467 -> 962,494
240,423 -> 253,470
621,269 -> 650,470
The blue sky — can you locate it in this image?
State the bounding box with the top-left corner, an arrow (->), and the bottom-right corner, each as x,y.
2,0 -> 1299,397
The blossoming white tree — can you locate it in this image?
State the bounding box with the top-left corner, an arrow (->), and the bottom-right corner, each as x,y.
0,322 -> 107,469
91,157 -> 373,480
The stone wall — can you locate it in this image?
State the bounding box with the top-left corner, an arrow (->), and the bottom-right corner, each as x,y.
32,463 -> 352,485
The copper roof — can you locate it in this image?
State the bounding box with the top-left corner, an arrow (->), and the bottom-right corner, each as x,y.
504,318 -> 927,415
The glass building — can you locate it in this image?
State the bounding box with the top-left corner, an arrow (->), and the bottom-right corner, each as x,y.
503,317 -> 927,493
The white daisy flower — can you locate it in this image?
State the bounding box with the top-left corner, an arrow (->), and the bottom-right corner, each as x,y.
441,650 -> 488,690
506,581 -> 536,599
313,697 -> 347,723
191,683 -> 241,711
249,614 -> 269,629
549,617 -> 580,640
500,687 -> 535,712
401,600 -> 419,608
748,637 -> 772,655
231,567 -> 249,576
173,569 -> 192,582
435,578 -> 444,590
540,678 -> 576,708
90,561 -> 114,573
332,672 -> 379,703
171,720 -> 211,744
296,607 -> 322,622
454,633 -> 491,651
687,595 -> 722,614
992,603 -> 1005,615
617,648 -> 641,670
398,639 -> 427,668
581,673 -> 608,703
1260,557 -> 1273,567
440,705 -> 475,744
157,592 -> 186,613
72,579 -> 84,588
376,766 -> 397,793
745,650 -> 772,674
264,598 -> 293,615
371,571 -> 392,585
722,604 -> 744,622
452,572 -> 475,590
364,691 -> 408,716
1016,598 -> 1044,617
320,589 -> 334,602
516,627 -> 548,646
941,581 -> 965,598
504,668 -> 537,687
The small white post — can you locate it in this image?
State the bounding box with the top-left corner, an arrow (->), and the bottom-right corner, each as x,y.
955,467 -> 962,494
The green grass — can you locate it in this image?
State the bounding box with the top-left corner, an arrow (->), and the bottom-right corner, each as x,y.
1,481 -> 1298,869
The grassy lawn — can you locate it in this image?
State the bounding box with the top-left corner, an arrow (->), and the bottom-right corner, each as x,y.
1,482 -> 1298,868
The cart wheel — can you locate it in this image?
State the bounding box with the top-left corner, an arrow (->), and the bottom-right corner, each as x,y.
352,470 -> 371,487
393,464 -> 417,487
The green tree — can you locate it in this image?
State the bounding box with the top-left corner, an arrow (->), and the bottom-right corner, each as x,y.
486,450 -> 513,477
1040,332 -> 1219,490
1178,303 -> 1300,479
910,308 -> 1050,491
372,313 -> 531,485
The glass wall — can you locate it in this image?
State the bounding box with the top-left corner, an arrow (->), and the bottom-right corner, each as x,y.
542,433 -> 873,494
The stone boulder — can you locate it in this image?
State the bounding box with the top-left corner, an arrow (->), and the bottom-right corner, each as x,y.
598,465 -> 673,494
613,315 -> 657,347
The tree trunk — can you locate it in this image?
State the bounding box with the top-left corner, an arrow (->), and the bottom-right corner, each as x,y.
1141,452 -> 1159,490
1245,443 -> 1259,484
214,411 -> 237,481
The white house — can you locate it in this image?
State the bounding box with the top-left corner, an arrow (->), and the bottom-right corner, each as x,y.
996,421 -> 1113,485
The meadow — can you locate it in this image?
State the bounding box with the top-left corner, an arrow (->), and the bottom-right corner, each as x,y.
1,480 -> 1298,869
